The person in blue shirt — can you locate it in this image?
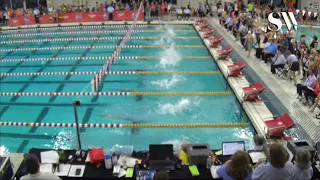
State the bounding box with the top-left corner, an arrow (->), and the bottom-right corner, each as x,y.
217,150 -> 252,180
252,143 -> 294,180
290,149 -> 313,180
263,39 -> 277,63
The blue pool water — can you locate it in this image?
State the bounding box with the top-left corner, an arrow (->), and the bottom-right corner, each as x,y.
0,25 -> 255,153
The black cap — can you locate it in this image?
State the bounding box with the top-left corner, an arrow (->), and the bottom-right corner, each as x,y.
313,35 -> 318,41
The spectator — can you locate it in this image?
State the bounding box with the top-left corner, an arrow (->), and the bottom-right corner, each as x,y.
290,149 -> 313,180
145,2 -> 151,19
287,53 -> 300,85
33,7 -> 40,24
271,50 -> 286,74
310,35 -> 318,49
296,69 -> 317,100
303,76 -> 320,106
153,170 -> 169,180
107,4 -> 114,21
217,150 -> 252,180
309,94 -> 320,113
253,134 -> 266,151
252,143 -> 294,180
278,33 -> 289,54
302,50 -> 311,80
247,31 -> 254,57
176,7 -> 182,20
184,7 -> 191,20
21,154 -> 60,180
150,2 -> 155,17
155,2 -> 160,17
262,39 -> 277,63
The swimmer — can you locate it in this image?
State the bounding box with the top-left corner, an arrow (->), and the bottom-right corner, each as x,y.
247,31 -> 254,57
97,114 -> 147,123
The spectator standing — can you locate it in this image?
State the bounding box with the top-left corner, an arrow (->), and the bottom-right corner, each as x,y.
20,154 -> 61,180
287,53 -> 300,85
310,35 -> 318,49
107,4 -> 114,21
150,2 -> 155,18
145,2 -> 151,19
33,7 -> 40,24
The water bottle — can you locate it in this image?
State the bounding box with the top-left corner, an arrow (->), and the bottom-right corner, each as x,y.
206,156 -> 212,169
112,153 -> 118,165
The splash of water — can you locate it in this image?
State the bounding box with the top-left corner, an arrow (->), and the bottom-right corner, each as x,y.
167,26 -> 176,36
151,74 -> 185,89
158,43 -> 182,68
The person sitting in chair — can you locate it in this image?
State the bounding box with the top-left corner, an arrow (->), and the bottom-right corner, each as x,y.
271,51 -> 286,74
287,53 -> 300,85
296,70 -> 317,101
21,154 -> 61,180
262,39 -> 277,64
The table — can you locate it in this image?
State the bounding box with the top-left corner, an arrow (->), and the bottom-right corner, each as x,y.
15,148 -> 320,180
15,148 -> 226,180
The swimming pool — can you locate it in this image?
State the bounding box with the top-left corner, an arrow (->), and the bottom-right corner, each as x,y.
0,25 -> 255,153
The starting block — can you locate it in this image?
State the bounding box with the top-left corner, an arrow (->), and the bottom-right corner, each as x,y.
265,113 -> 295,138
209,36 -> 223,48
203,28 -> 214,38
217,46 -> 232,60
227,61 -> 246,77
195,18 -> 205,25
242,82 -> 266,102
199,22 -> 209,31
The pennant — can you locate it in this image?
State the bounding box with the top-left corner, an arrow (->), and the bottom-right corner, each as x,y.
296,9 -> 300,15
302,10 -> 306,16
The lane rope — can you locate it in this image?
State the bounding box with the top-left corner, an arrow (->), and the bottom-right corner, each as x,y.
0,56 -> 211,62
0,45 -> 204,52
0,71 -> 221,77
0,122 -> 248,128
0,30 -> 193,38
0,36 -> 199,44
0,91 -> 232,96
4,24 -> 189,32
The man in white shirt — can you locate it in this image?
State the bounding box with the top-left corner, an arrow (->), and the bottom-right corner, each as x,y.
184,8 -> 191,20
107,5 -> 115,20
176,7 -> 182,20
21,154 -> 61,180
287,53 -> 299,84
271,51 -> 286,74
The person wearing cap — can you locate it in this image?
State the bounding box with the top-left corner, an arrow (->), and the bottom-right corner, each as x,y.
310,36 -> 318,49
21,154 -> 61,180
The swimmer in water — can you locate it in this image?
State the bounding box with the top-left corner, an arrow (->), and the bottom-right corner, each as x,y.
97,114 -> 146,123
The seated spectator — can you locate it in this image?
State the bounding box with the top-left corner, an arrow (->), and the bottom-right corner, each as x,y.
262,39 -> 277,63
290,149 -> 313,180
296,70 -> 317,100
217,150 -> 252,180
153,170 -> 169,180
271,51 -> 286,74
303,76 -> 320,105
302,50 -> 311,80
252,143 -> 294,180
225,15 -> 233,31
21,154 -> 60,180
176,7 -> 182,20
287,53 -> 300,84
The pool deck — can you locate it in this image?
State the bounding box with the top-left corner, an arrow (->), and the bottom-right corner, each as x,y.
206,18 -> 320,143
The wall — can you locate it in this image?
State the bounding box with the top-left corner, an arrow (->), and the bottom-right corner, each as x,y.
50,0 -> 113,8
176,0 -> 248,8
298,0 -> 319,11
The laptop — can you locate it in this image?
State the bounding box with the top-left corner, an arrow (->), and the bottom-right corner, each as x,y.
149,144 -> 175,170
222,141 -> 245,156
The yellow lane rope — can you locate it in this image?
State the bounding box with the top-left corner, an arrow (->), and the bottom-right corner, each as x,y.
140,45 -> 204,48
144,30 -> 194,32
130,92 -> 232,96
139,56 -> 211,59
122,123 -> 249,128
135,71 -> 220,75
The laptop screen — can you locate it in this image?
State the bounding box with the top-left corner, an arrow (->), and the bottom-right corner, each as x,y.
149,144 -> 174,161
222,141 -> 245,156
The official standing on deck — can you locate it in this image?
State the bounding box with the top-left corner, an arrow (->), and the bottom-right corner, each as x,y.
107,4 -> 115,21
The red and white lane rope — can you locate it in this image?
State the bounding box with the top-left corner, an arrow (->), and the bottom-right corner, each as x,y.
0,30 -> 144,38
6,24 -> 147,32
0,71 -> 136,76
0,122 -> 122,128
0,45 -> 141,52
90,2 -> 144,92
0,37 -> 145,44
0,56 -> 138,63
0,92 -> 130,96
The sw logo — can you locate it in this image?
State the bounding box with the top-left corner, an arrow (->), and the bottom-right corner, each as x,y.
268,12 -> 298,31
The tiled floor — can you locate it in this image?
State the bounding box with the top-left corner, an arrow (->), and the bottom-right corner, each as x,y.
208,18 -> 320,143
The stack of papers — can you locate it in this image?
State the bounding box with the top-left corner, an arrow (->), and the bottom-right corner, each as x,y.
40,164 -> 71,176
249,152 -> 266,163
117,155 -> 138,168
40,151 -> 59,163
210,165 -> 222,179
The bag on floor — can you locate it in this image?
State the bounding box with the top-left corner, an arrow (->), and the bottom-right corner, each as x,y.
256,48 -> 263,58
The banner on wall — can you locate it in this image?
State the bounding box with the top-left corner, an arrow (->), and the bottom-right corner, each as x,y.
9,10 -> 143,26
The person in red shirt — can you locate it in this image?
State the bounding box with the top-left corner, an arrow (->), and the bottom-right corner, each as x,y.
99,3 -> 105,12
160,2 -> 166,16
